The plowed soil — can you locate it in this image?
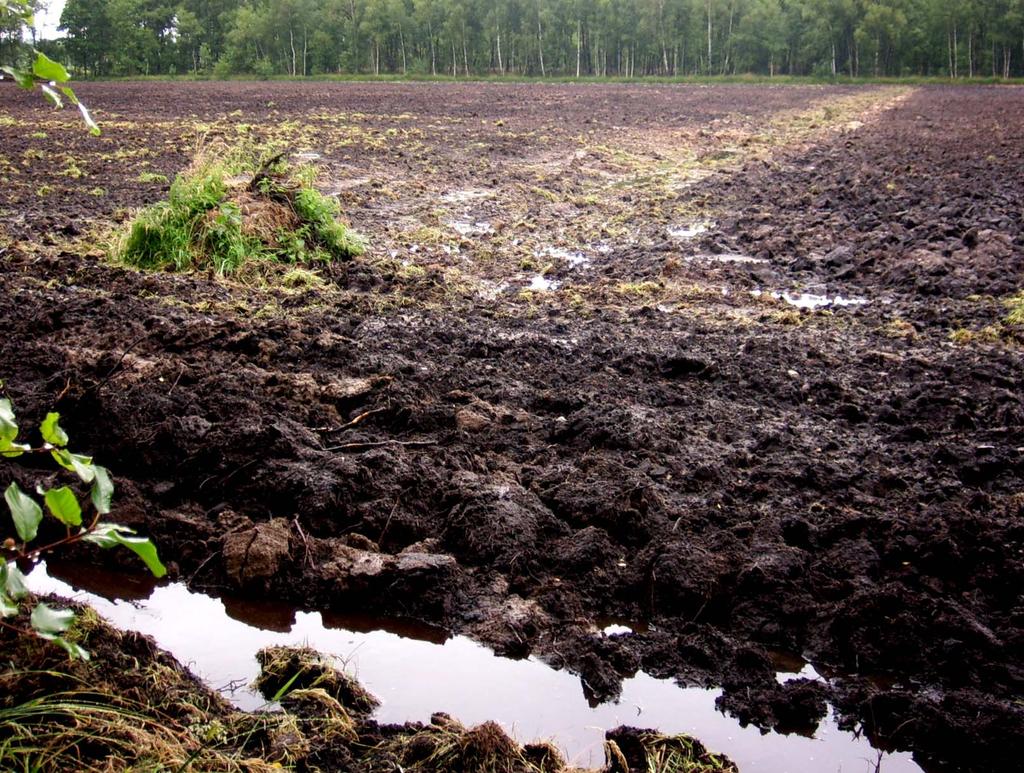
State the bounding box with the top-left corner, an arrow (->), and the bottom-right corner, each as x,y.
2,81 -> 1023,772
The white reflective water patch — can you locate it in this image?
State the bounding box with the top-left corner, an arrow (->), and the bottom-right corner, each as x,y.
529,275 -> 559,291
449,221 -> 494,236
26,565 -> 923,773
536,245 -> 590,268
668,221 -> 714,240
690,252 -> 769,265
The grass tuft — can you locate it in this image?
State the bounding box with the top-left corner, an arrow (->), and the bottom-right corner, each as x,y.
1005,292 -> 1024,325
118,146 -> 364,275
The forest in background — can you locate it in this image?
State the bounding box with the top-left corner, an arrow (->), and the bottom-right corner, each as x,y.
3,1 -> 1024,82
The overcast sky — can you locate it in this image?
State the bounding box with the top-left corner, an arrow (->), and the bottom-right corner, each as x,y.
34,0 -> 65,39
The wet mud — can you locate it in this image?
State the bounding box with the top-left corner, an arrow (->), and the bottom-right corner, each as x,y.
2,82 -> 1023,771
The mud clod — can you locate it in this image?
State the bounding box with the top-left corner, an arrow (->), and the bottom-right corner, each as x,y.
223,517 -> 292,587
604,726 -> 738,773
254,646 -> 379,715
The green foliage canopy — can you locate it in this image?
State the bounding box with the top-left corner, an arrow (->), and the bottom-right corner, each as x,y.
32,0 -> 1024,79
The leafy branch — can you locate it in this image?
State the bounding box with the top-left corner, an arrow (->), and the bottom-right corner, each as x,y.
0,0 -> 99,135
2,388 -> 164,659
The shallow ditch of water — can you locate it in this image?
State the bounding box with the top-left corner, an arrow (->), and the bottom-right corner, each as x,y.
29,562 -> 922,773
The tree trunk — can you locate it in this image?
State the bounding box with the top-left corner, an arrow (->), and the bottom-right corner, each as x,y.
706,0 -> 713,74
576,18 -> 582,78
302,27 -> 307,76
289,27 -> 297,77
428,20 -> 436,76
947,24 -> 953,77
347,0 -> 359,72
452,39 -> 457,77
462,23 -> 469,76
953,21 -> 958,78
399,22 -> 407,75
537,15 -> 546,77
721,0 -> 734,75
496,23 -> 503,73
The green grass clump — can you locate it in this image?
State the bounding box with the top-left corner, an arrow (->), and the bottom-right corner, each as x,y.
292,187 -> 365,258
119,148 -> 364,275
1006,292 -> 1024,325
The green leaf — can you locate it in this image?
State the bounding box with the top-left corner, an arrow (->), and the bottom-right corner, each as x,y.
84,523 -> 166,578
90,466 -> 114,515
0,65 -> 35,90
32,52 -> 70,83
42,487 -> 82,527
30,602 -> 74,636
0,406 -> 25,453
30,605 -> 88,658
1,561 -> 30,601
0,594 -> 17,618
0,441 -> 30,459
0,398 -> 18,447
47,635 -> 90,661
40,412 -> 69,448
271,669 -> 304,702
5,482 -> 42,543
51,449 -> 95,483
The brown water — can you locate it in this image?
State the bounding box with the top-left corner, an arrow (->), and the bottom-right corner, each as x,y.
31,562 -> 923,773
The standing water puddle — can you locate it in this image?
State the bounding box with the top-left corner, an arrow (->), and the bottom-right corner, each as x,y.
668,222 -> 715,240
752,289 -> 870,310
535,246 -> 591,269
779,292 -> 869,310
448,220 -> 494,236
528,275 -> 560,291
691,253 -> 769,265
29,563 -> 922,773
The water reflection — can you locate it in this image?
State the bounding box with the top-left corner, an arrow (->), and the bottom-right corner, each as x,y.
31,562 -> 922,773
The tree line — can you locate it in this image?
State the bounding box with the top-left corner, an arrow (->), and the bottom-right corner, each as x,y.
30,0 -> 1024,79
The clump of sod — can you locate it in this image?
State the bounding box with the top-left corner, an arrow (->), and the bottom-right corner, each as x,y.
254,646 -> 379,715
118,146 -> 364,274
379,712 -> 565,773
1006,291 -> 1024,325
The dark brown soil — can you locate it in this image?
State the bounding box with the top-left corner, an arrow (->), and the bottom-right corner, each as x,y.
2,82 -> 1023,772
